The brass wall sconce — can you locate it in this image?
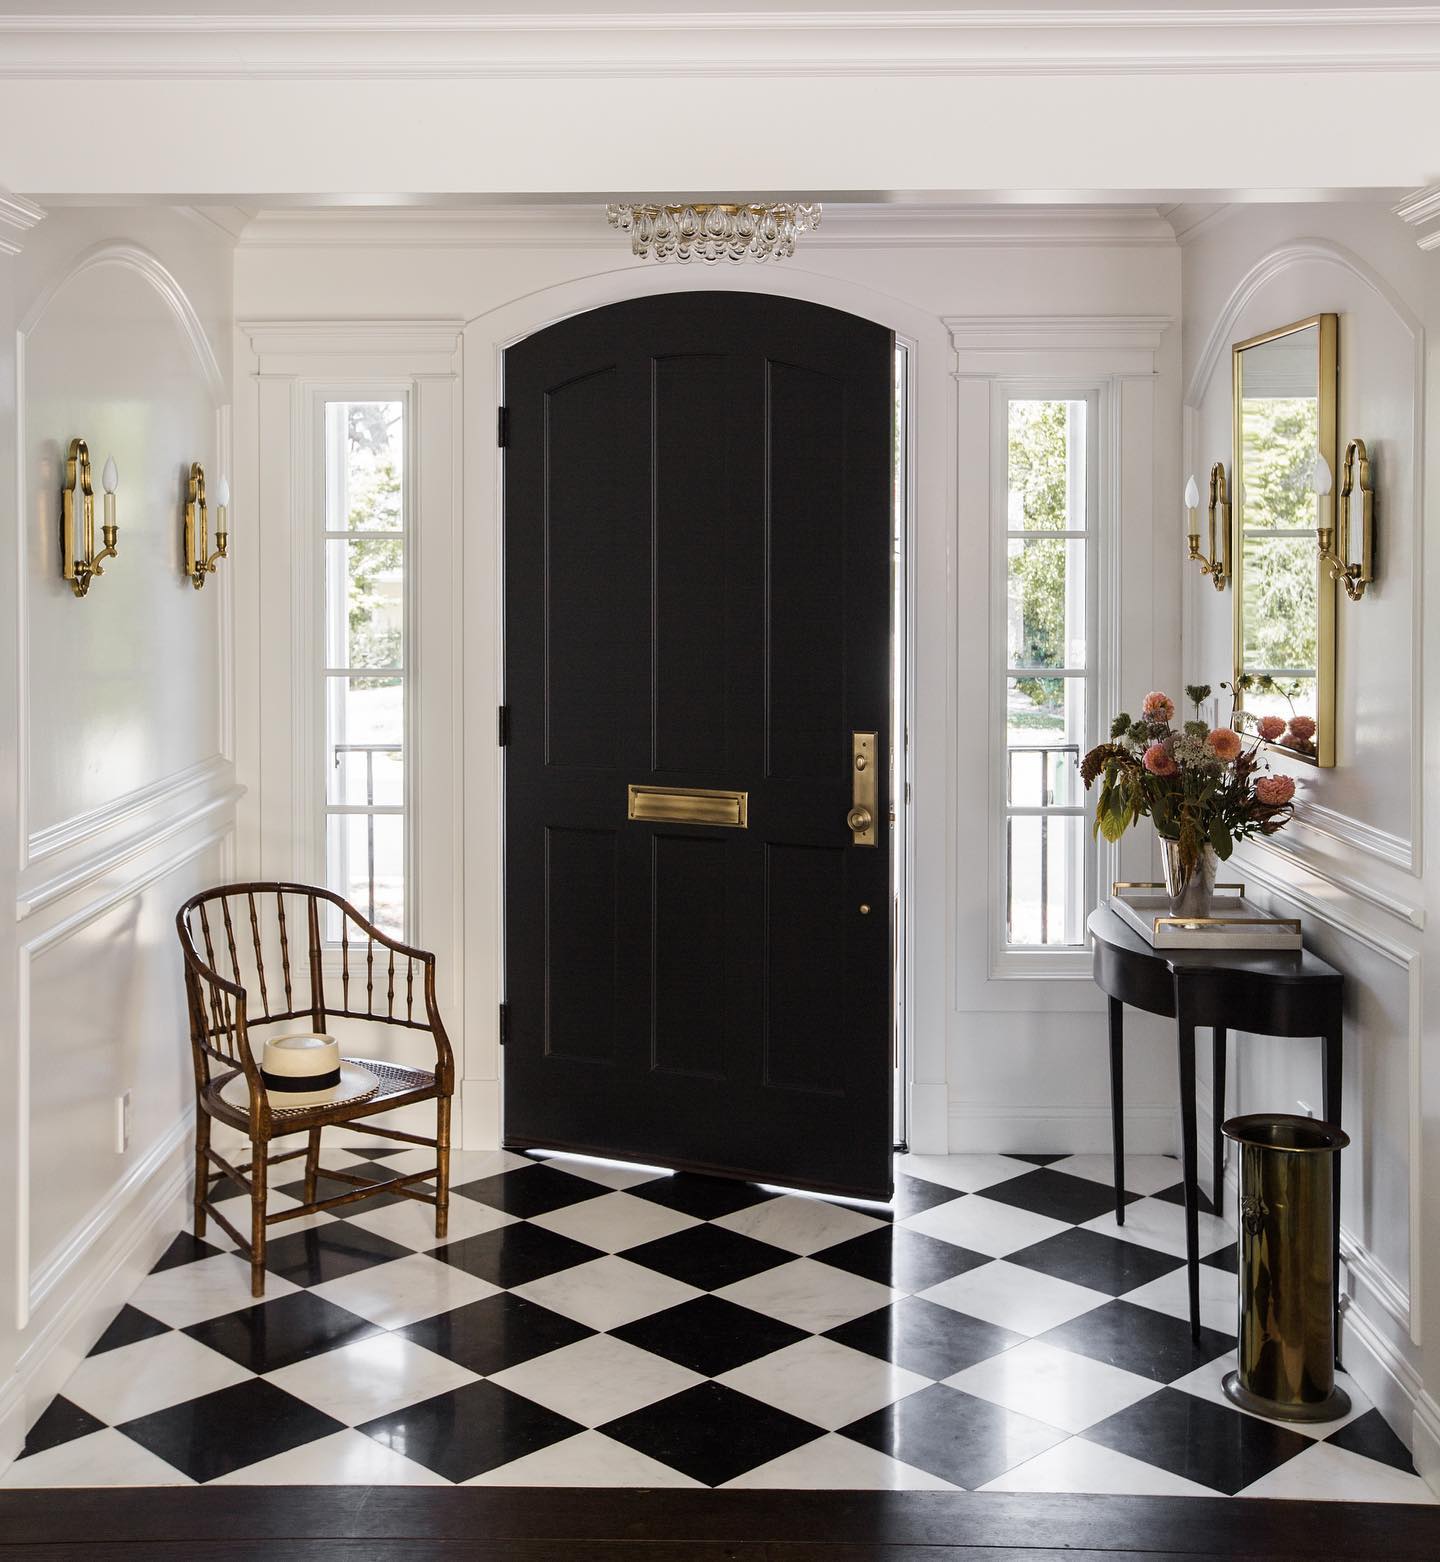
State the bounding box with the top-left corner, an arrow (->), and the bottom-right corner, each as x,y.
184,462 -> 230,589
1316,442 -> 1374,602
1184,464 -> 1230,590
61,438 -> 119,599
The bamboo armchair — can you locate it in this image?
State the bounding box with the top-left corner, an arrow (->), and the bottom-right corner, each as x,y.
176,881 -> 455,1297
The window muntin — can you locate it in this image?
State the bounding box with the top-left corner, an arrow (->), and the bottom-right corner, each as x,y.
322,397 -> 408,938
1000,396 -> 1095,952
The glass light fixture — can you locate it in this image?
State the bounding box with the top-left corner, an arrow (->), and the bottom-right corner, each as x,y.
605,201 -> 822,263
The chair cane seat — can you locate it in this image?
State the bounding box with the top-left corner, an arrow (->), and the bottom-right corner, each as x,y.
205,1057 -> 437,1125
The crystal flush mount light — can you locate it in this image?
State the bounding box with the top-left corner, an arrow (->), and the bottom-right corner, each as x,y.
606,201 -> 822,263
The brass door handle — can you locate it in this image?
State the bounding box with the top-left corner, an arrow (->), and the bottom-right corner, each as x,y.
850,732 -> 878,846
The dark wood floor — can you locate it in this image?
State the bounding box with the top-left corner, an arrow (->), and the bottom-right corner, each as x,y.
0,1488 -> 1437,1560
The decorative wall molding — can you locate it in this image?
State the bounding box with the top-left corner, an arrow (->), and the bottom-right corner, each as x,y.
1394,183 -> 1440,250
0,189 -> 43,257
242,317 -> 464,359
1184,236 -> 1426,877
235,204 -> 1178,252
1249,834 -> 1424,930
947,313 -> 1172,353
1339,1290 -> 1430,1471
4,10 -> 1440,79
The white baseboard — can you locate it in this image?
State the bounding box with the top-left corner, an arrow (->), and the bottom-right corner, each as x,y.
460,1078 -> 501,1150
1413,1389 -> 1440,1497
947,1103 -> 1177,1156
0,1112 -> 192,1470
908,1081 -> 949,1155
1339,1293 -> 1429,1473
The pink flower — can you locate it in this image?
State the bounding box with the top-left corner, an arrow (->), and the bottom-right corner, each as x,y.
1288,715 -> 1317,741
1143,742 -> 1178,777
1142,691 -> 1175,723
1255,774 -> 1296,807
1256,715 -> 1287,742
1205,727 -> 1242,762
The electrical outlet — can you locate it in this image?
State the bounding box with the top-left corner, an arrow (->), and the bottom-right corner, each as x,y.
1297,1099 -> 1315,1119
115,1090 -> 132,1154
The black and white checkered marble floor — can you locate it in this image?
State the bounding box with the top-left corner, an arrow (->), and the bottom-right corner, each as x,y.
5,1148 -> 1433,1499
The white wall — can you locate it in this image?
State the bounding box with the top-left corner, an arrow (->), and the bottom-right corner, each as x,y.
233,209 -> 1182,1162
1180,202 -> 1439,1472
0,204 -> 236,1462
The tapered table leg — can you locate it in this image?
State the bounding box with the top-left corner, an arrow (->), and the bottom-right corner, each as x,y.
1322,1017 -> 1343,1362
1212,1026 -> 1227,1212
1175,982 -> 1201,1344
1108,996 -> 1125,1225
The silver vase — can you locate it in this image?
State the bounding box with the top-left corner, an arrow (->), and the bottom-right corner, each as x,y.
1161,839 -> 1218,919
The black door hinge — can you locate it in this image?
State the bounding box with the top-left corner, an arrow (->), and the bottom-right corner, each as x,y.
498,1001 -> 509,1046
497,704 -> 510,746
497,406 -> 509,448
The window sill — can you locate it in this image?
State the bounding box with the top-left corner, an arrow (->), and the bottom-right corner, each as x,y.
989,947 -> 1092,981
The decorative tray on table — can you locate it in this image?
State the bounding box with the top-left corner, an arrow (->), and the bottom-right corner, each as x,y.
1110,882 -> 1303,951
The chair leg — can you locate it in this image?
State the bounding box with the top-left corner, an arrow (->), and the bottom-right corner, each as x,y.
435,1095 -> 452,1242
193,1111 -> 211,1239
304,1126 -> 322,1205
250,1134 -> 268,1298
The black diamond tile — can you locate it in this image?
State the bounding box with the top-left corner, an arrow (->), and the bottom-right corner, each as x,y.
612,1295 -> 808,1378
880,1175 -> 967,1222
1007,1227 -> 1184,1297
1153,1181 -> 1218,1216
841,1382 -> 1066,1489
1036,1298 -> 1232,1383
452,1163 -> 608,1219
1083,1385 -> 1310,1495
980,1168 -> 1139,1225
341,1147 -> 405,1160
433,1223 -> 603,1289
88,1304 -> 172,1357
624,1224 -> 790,1291
825,1296 -> 1024,1381
119,1379 -> 343,1484
18,1396 -> 104,1459
631,1173 -> 777,1222
1326,1407 -> 1418,1475
183,1290 -> 380,1374
818,1226 -> 989,1291
262,1222 -> 413,1287
151,1232 -> 223,1273
600,1380 -> 819,1488
1203,1242 -> 1240,1275
1010,1154 -> 1071,1166
361,1380 -> 580,1483
399,1291 -> 594,1376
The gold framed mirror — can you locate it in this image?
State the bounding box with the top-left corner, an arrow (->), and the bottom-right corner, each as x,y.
1231,313 -> 1338,767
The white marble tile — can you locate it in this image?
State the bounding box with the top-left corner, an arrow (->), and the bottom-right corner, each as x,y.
718,1337 -> 929,1430
526,1153 -> 673,1191
980,1434 -> 1215,1496
528,1190 -> 699,1252
919,1261 -> 1108,1337
512,1256 -> 701,1331
715,1259 -> 900,1333
1081,1198 -> 1233,1259
1121,1259 -> 1239,1336
464,1431 -> 703,1488
1169,1353 -> 1369,1440
263,1332 -> 479,1425
712,1193 -> 884,1256
492,1333 -> 702,1425
129,1253 -> 299,1329
946,1339 -> 1157,1434
310,1252 -> 498,1329
60,1331 -> 252,1425
722,1432 -> 960,1490
446,1149 -> 535,1182
1238,1439 -> 1439,1504
345,1193 -> 515,1250
1047,1154 -> 1184,1197
894,1154 -> 1032,1195
212,1429 -> 450,1486
903,1196 -> 1070,1259
0,1429 -> 193,1488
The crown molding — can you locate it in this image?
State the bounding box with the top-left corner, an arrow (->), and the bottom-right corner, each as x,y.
0,190 -> 45,257
1394,183 -> 1440,250
234,202 -> 1178,250
3,10 -> 1440,80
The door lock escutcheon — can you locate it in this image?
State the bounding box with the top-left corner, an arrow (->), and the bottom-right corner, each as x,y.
849,731 -> 878,846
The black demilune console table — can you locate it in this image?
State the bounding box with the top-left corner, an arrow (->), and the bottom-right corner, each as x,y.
1088,906 -> 1344,1344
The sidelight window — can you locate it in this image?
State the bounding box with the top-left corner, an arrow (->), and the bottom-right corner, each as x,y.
997,394 -> 1098,955
321,395 -> 408,938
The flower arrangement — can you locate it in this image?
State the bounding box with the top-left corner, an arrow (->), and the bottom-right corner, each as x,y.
1231,674 -> 1317,759
1081,683 -> 1298,880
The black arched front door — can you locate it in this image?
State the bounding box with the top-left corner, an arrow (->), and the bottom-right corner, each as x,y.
503,291 -> 894,1199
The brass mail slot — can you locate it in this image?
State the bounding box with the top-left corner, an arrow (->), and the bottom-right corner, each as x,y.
628,784 -> 748,829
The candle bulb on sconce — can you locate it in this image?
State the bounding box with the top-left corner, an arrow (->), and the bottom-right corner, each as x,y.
1184,474 -> 1201,544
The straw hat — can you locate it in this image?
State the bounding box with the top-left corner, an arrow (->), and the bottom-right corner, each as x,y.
221,1032 -> 379,1113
